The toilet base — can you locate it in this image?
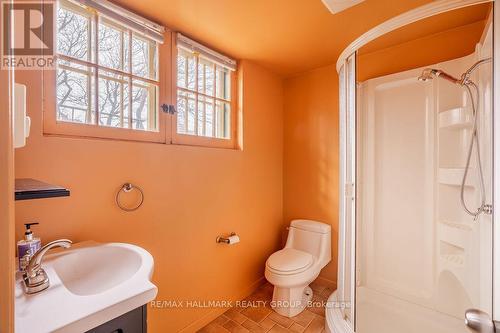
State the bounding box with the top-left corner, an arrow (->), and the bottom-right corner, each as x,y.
271,285 -> 313,317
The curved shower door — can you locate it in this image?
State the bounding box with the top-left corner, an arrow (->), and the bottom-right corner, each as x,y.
337,52 -> 357,332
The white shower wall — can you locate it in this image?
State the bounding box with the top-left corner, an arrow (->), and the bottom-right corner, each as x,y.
358,66 -> 436,309
357,41 -> 492,325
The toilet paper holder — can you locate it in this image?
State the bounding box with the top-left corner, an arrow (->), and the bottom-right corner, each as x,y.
216,232 -> 240,244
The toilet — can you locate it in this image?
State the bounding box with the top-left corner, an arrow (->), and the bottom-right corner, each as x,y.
265,219 -> 331,317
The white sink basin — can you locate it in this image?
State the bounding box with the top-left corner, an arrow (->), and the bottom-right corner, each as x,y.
52,244 -> 143,296
15,242 -> 158,333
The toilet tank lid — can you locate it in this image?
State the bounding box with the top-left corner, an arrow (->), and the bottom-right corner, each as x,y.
291,220 -> 331,234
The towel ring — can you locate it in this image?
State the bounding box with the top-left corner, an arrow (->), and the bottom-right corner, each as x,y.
116,183 -> 144,212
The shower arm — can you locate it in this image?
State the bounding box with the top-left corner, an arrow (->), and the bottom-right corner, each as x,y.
435,71 -> 461,85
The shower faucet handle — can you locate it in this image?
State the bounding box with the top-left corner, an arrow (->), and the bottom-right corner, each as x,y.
483,204 -> 493,215
465,309 -> 500,333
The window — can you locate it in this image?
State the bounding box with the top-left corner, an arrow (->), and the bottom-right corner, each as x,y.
44,0 -> 167,143
174,34 -> 238,148
56,0 -> 159,131
44,1 -> 239,148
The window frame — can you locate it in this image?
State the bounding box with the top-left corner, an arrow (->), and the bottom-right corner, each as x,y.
171,35 -> 239,149
43,0 -> 172,143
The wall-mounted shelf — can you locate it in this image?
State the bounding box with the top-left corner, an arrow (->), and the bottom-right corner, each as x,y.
15,178 -> 70,201
439,107 -> 472,130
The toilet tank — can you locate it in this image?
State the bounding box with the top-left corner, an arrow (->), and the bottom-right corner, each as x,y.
285,220 -> 331,267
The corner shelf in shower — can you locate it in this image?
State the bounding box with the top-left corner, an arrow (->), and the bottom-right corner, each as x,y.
440,253 -> 465,267
438,221 -> 472,249
439,252 -> 467,294
438,168 -> 475,187
439,107 -> 472,129
440,239 -> 465,260
438,220 -> 472,231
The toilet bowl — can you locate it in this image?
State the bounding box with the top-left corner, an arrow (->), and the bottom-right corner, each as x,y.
265,219 -> 331,317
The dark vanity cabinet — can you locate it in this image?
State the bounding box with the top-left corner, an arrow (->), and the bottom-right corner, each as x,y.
86,306 -> 147,333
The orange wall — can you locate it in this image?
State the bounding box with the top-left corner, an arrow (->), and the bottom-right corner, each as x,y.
283,65 -> 339,284
14,60 -> 284,332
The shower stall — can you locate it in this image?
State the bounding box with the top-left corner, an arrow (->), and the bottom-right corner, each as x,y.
326,1 -> 500,332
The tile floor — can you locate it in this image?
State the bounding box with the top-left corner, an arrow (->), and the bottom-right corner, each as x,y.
198,279 -> 334,333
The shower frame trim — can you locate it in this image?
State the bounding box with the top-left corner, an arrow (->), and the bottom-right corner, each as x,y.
492,0 -> 500,320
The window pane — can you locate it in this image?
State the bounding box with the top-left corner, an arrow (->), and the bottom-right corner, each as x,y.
57,5 -> 91,61
187,93 -> 196,134
132,35 -> 157,80
205,63 -> 215,96
98,70 -> 127,128
57,61 -> 94,124
197,62 -> 205,94
177,91 -> 187,133
187,53 -> 196,90
123,81 -> 130,127
197,96 -> 215,137
177,53 -> 187,88
197,95 -> 205,136
205,98 -> 214,137
123,32 -> 130,73
177,90 -> 196,135
198,59 -> 215,96
131,80 -> 158,131
216,67 -> 231,100
215,100 -> 230,139
98,21 -> 123,70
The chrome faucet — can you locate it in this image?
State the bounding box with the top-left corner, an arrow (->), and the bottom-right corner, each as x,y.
23,239 -> 72,294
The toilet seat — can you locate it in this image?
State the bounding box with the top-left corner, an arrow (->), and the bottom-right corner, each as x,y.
266,249 -> 313,275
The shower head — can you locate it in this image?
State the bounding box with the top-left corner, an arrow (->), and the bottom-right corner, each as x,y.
418,59 -> 491,85
418,68 -> 461,84
417,68 -> 437,82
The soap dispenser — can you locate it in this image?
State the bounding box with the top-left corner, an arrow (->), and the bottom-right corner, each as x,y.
17,223 -> 41,271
